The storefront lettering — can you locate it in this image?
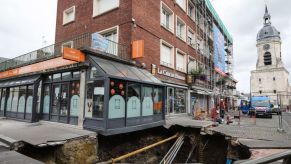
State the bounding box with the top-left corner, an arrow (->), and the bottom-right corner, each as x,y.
157,68 -> 185,81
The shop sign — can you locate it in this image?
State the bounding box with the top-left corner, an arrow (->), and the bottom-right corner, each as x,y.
157,68 -> 185,81
91,33 -> 109,52
63,47 -> 85,62
0,57 -> 77,79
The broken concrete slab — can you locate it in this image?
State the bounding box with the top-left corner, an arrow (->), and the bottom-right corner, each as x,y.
0,151 -> 43,164
238,139 -> 291,149
165,115 -> 214,129
0,119 -> 96,147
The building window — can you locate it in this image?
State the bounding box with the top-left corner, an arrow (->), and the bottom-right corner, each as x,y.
63,6 -> 75,25
188,57 -> 197,74
176,50 -> 186,72
274,90 -> 277,94
99,26 -> 119,56
176,0 -> 186,11
93,0 -> 119,17
108,79 -> 126,119
188,1 -> 195,21
85,81 -> 105,118
127,83 -> 141,118
264,52 -> 272,65
176,16 -> 186,41
160,40 -> 174,68
142,86 -> 154,116
273,77 -> 276,81
259,90 -> 262,94
153,87 -> 163,114
187,27 -> 195,48
160,2 -> 174,32
61,41 -> 74,53
43,85 -> 50,114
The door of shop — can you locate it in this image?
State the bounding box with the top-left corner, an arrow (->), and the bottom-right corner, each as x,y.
50,83 -> 70,123
167,87 -> 174,114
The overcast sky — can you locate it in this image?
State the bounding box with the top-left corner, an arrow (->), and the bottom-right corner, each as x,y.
0,0 -> 290,93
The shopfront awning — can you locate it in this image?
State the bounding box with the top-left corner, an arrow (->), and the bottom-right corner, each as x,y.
90,56 -> 163,85
0,75 -> 41,88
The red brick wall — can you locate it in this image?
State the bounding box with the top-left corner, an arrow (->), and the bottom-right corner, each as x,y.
131,0 -> 201,84
55,0 -> 208,85
55,0 -> 133,46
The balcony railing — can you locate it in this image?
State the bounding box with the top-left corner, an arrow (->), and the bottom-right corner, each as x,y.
0,33 -> 130,72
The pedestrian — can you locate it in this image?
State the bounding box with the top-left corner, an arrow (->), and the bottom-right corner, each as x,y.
287,105 -> 290,113
220,99 -> 225,119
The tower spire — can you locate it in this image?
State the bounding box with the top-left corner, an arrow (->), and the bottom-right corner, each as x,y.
264,5 -> 271,25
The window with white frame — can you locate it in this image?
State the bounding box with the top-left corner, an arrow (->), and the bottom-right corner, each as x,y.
176,50 -> 186,72
160,41 -> 174,68
176,0 -> 186,11
61,41 -> 74,52
176,16 -> 186,41
188,1 -> 195,21
63,6 -> 75,25
188,57 -> 197,74
99,26 -> 118,56
161,2 -> 174,32
93,0 -> 119,17
187,27 -> 195,48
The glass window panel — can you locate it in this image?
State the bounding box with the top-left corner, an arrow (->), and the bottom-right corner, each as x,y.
174,88 -> 186,114
85,81 -> 104,118
127,83 -> 141,118
142,86 -> 153,116
70,82 -> 80,117
90,67 -> 103,79
153,87 -> 163,114
36,81 -> 42,114
44,75 -> 52,82
108,79 -> 126,119
95,58 -> 125,78
0,89 -> 6,112
0,89 -> 2,112
52,85 -> 60,115
176,52 -> 185,71
73,71 -> 80,79
113,62 -> 140,81
161,44 -> 172,65
53,73 -> 61,81
62,72 -> 72,80
6,88 -> 13,112
95,0 -> 119,15
60,84 -> 69,116
18,86 -> 26,113
26,85 -> 33,114
43,85 -> 50,114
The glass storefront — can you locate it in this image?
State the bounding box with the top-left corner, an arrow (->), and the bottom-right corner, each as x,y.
42,71 -> 80,125
167,87 -> 187,114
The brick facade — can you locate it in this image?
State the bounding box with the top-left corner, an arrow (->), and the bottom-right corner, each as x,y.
55,0 -> 213,85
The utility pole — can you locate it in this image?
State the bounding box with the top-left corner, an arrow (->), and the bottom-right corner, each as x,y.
277,94 -> 285,133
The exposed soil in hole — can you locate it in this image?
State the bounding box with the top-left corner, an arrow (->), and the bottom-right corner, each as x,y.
10,126 -> 251,164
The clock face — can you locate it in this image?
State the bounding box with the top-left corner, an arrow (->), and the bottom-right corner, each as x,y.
263,44 -> 270,50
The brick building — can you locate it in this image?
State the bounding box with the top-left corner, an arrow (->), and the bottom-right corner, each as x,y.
0,0 -> 236,135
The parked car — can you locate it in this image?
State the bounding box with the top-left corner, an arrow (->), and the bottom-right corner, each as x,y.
249,96 -> 272,118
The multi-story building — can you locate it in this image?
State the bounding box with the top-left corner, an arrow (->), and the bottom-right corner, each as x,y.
0,0 -> 235,135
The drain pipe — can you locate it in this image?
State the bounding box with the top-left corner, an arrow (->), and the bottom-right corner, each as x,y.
101,133 -> 179,164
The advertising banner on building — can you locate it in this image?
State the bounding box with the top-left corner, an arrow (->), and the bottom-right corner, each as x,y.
91,32 -> 109,52
213,24 -> 226,73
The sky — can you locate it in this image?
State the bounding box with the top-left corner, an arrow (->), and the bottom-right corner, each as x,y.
0,0 -> 291,93
211,0 -> 291,93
